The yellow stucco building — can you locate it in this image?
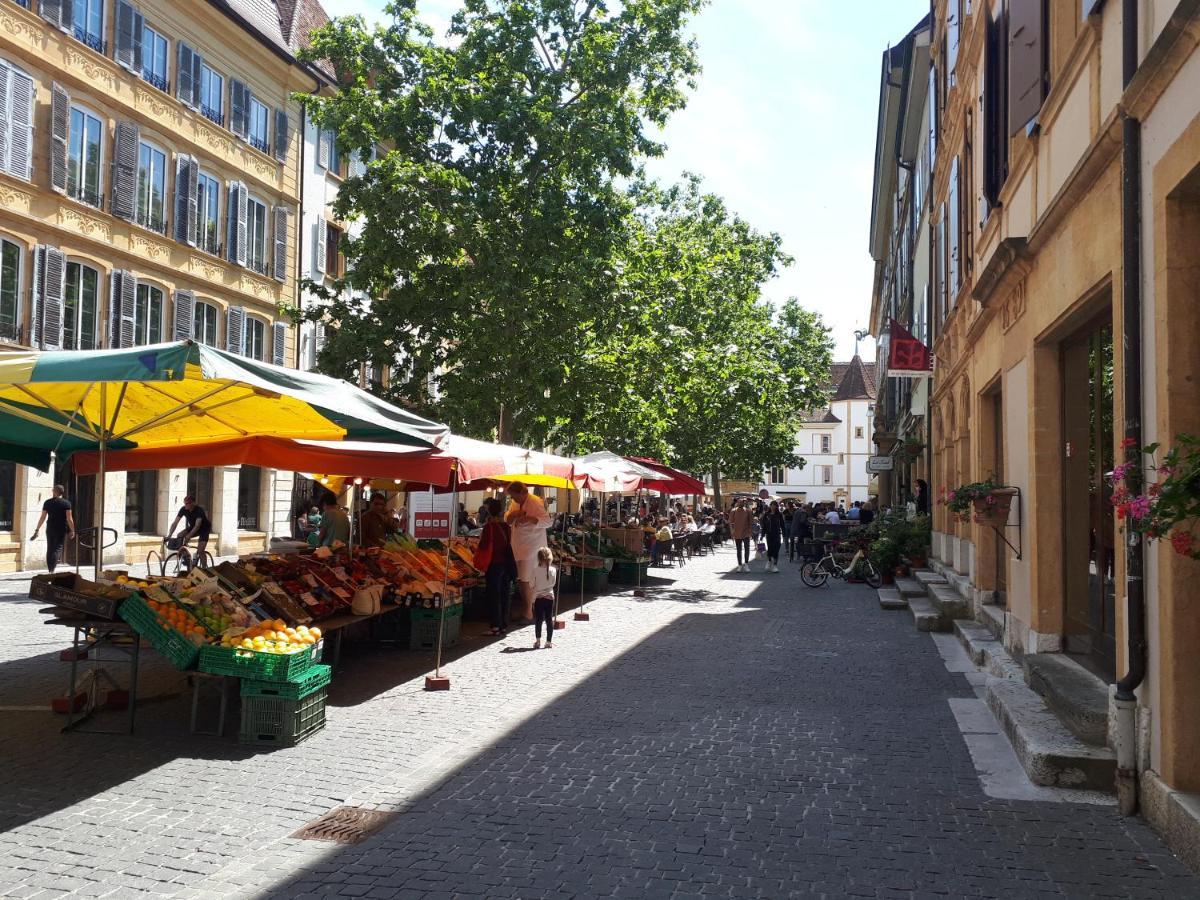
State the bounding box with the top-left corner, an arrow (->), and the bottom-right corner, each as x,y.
925,0 -> 1200,862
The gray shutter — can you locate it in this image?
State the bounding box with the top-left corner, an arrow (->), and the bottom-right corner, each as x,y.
272,321 -> 287,366
230,80 -> 248,138
318,129 -> 331,169
946,3 -> 959,77
314,220 -> 327,274
315,321 -> 327,355
40,0 -> 71,31
0,63 -> 9,177
273,109 -> 289,161
272,206 -> 287,282
8,68 -> 34,182
225,305 -> 245,355
108,270 -> 136,348
50,83 -> 69,194
32,247 -> 65,351
948,158 -> 960,298
172,289 -> 194,340
227,181 -> 248,266
174,154 -> 199,246
177,43 -> 195,107
115,1 -> 144,73
1008,0 -> 1046,135
110,120 -> 141,221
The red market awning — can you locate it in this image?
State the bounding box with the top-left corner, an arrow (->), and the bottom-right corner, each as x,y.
626,457 -> 706,495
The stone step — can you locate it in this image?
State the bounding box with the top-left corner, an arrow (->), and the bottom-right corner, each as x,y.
1023,653 -> 1111,748
930,583 -> 971,620
909,596 -> 949,632
877,587 -> 907,610
980,602 -> 1005,642
953,620 -> 1023,680
913,569 -> 948,587
986,678 -> 1116,791
894,576 -> 926,598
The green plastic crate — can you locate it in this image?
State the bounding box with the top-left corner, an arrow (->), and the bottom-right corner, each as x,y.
239,689 -> 327,747
608,559 -> 650,584
199,640 -> 321,683
561,565 -> 609,592
118,593 -> 202,670
240,664 -> 332,700
409,604 -> 462,651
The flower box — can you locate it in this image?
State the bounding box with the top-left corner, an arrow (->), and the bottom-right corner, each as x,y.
972,488 -> 1017,527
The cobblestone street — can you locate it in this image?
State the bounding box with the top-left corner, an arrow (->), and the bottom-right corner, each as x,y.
2,547 -> 1198,899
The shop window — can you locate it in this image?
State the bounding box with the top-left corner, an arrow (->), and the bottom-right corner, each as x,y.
141,24 -> 168,92
186,466 -> 213,513
244,316 -> 266,362
246,196 -> 268,275
193,300 -> 219,346
135,140 -> 167,233
67,106 -> 103,208
237,465 -> 261,530
125,469 -> 157,533
0,460 -> 14,531
64,261 -> 100,350
197,171 -> 221,254
134,282 -> 163,345
73,0 -> 105,54
0,237 -> 21,342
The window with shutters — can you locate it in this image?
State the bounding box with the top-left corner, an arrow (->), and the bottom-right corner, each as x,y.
125,469 -> 156,533
248,98 -> 269,153
947,0 -> 960,87
328,135 -> 342,176
0,238 -> 21,342
193,300 -> 218,346
237,465 -> 261,530
246,196 -> 268,274
141,24 -> 168,92
199,64 -> 223,126
1,58 -> 35,181
73,0 -> 106,54
324,223 -> 342,276
983,0 -> 1010,210
63,262 -> 99,351
244,315 -> 266,361
948,156 -> 960,300
134,282 -> 163,345
67,106 -> 103,208
196,172 -> 221,254
135,141 -> 167,233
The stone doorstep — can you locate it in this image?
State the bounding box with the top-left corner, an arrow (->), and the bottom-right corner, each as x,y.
1023,653 -> 1111,748
979,603 -> 1005,642
1143,770 -> 1200,875
986,678 -> 1117,792
909,595 -> 950,633
877,587 -> 907,610
894,576 -> 926,598
930,583 -> 971,620
953,620 -> 1023,680
913,569 -> 948,587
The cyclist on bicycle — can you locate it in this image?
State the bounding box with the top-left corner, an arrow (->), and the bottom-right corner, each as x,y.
165,495 -> 212,571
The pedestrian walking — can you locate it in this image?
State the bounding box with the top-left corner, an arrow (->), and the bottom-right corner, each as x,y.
31,485 -> 75,573
789,502 -> 809,561
475,497 -> 516,636
531,547 -> 557,649
761,501 -> 784,573
505,481 -> 553,623
729,498 -> 753,572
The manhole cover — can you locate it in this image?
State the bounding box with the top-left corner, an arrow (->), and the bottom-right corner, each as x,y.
292,806 -> 399,844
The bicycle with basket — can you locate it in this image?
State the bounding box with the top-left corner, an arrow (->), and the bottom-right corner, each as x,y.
800,535 -> 883,589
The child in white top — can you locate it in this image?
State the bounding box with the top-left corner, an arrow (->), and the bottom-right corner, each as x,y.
531,547 -> 557,649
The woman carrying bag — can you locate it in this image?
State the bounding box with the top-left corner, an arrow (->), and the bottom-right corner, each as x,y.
476,497 -> 517,636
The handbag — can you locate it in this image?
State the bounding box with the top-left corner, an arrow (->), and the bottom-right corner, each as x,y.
756,541 -> 767,555
473,522 -> 495,571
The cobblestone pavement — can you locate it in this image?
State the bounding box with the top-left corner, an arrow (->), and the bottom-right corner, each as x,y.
1,549 -> 1198,899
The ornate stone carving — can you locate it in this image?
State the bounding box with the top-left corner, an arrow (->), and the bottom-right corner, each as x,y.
196,122 -> 235,157
239,275 -> 273,300
247,153 -> 279,182
0,182 -> 33,213
135,86 -> 182,127
0,8 -> 43,43
131,234 -> 171,261
1001,279 -> 1027,332
58,207 -> 111,240
189,255 -> 226,282
63,49 -> 119,91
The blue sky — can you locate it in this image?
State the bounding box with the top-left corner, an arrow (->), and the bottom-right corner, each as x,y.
325,0 -> 929,359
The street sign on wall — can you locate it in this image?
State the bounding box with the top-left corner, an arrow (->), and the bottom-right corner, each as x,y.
867,456 -> 895,473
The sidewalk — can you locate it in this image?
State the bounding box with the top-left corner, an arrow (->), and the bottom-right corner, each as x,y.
1,548 -> 1197,898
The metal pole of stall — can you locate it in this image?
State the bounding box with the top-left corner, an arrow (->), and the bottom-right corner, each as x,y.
95,384 -> 106,582
552,494 -> 569,626
426,464 -> 457,690
634,486 -> 646,597
575,486 -> 591,621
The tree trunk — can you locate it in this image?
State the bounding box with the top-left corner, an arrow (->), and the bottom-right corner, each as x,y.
711,463 -> 723,512
498,403 -> 515,445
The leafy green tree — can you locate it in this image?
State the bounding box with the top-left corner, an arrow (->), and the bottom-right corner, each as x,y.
296,0 -> 705,445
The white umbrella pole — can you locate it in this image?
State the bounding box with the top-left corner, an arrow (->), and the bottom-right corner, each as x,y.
427,465 -> 457,689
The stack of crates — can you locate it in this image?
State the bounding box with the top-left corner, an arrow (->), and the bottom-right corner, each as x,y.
238,663 -> 331,747
409,604 -> 463,651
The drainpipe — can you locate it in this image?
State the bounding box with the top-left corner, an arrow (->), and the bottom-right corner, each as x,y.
1113,0 -> 1145,817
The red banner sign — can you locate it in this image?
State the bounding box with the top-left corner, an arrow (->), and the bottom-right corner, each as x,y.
414,512 -> 450,538
888,318 -> 933,378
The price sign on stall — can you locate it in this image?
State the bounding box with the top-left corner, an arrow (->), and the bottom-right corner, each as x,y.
414,512 -> 451,538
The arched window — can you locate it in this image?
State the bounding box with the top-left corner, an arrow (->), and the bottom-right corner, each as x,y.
0,235 -> 23,341
134,281 -> 164,345
64,259 -> 100,350
193,299 -> 219,346
243,314 -> 267,361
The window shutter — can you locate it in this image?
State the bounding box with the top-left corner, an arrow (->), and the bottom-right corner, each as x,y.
177,43 -> 196,107
190,50 -> 202,108
314,221 -> 327,274
172,289 -> 194,340
174,154 -> 199,246
7,68 -> 34,182
315,321 -> 327,355
225,305 -> 245,355
50,83 -> 69,194
0,63 -> 9,177
273,109 -> 289,161
32,246 -> 65,351
40,0 -> 71,31
115,0 -> 144,73
318,129 -> 330,169
110,120 -> 141,221
230,80 -> 249,138
1008,0 -> 1047,135
108,270 -> 136,348
272,321 -> 287,366
227,181 -> 248,266
272,206 -> 288,282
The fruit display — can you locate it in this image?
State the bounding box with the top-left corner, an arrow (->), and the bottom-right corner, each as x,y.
166,570 -> 261,635
143,596 -> 210,646
219,619 -> 322,655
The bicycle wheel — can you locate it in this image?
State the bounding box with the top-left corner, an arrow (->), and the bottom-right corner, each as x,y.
800,560 -> 830,587
195,551 -> 215,571
164,552 -> 185,576
855,557 -> 883,589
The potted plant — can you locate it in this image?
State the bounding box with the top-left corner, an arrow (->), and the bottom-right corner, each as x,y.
869,534 -> 901,583
1110,435 -> 1200,560
899,515 -> 931,566
939,477 -> 1016,526
897,439 -> 925,464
